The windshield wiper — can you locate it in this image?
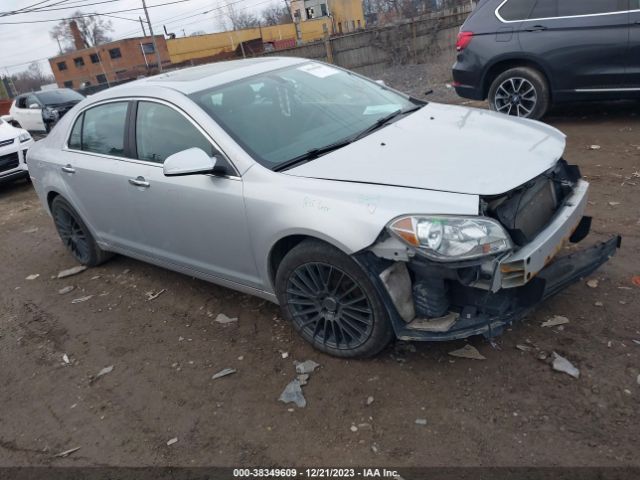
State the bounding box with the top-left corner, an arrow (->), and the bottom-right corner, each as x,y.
351,104 -> 424,142
273,138 -> 353,172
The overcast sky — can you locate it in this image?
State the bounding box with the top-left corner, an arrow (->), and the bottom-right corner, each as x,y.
0,0 -> 278,76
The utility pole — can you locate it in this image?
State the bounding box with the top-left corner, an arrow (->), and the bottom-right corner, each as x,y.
283,0 -> 302,44
142,0 -> 162,72
139,16 -> 147,36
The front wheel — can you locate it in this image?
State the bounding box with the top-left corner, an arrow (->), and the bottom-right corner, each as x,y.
51,196 -> 113,267
275,240 -> 394,358
488,67 -> 550,120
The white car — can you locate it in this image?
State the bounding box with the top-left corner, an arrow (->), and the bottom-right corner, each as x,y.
7,89 -> 84,133
0,117 -> 32,185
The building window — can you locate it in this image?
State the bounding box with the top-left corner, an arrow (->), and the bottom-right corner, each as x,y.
320,3 -> 327,16
57,61 -> 67,71
338,22 -> 343,33
96,74 -> 107,84
351,20 -> 355,31
74,57 -> 85,67
90,53 -> 100,63
141,43 -> 155,54
63,80 -> 73,88
357,19 -> 361,29
109,48 -> 122,59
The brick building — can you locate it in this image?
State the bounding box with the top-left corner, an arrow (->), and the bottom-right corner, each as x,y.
48,21 -> 171,90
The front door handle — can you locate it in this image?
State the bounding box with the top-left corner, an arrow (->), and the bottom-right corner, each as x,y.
61,164 -> 75,174
525,25 -> 547,32
128,176 -> 150,188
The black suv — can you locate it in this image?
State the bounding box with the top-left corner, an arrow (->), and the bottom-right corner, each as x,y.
452,0 -> 640,119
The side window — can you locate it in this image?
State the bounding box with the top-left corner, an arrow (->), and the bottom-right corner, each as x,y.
16,96 -> 27,108
529,0 -> 558,18
68,113 -> 83,150
135,101 -> 216,164
557,0 -> 627,16
26,95 -> 40,108
82,102 -> 128,156
498,0 -> 537,20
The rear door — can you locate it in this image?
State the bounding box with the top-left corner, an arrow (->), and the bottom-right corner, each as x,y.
59,101 -> 132,248
515,0 -> 630,93
629,1 -> 640,87
120,99 -> 261,288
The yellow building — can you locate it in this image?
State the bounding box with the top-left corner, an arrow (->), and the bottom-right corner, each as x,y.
291,0 -> 366,35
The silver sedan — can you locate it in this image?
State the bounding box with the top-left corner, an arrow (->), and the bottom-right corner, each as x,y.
28,57 -> 619,358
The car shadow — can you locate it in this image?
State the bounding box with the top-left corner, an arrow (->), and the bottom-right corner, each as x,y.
544,100 -> 639,124
0,178 -> 32,199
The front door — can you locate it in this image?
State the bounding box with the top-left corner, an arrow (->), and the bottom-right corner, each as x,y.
15,94 -> 45,132
121,100 -> 261,288
517,0 -> 630,94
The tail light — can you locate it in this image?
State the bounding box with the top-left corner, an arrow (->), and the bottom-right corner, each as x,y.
456,31 -> 474,51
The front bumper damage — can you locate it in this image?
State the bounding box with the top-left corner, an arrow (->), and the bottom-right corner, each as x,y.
359,174 -> 621,342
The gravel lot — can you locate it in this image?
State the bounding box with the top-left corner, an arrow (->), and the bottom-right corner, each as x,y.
1,67 -> 639,468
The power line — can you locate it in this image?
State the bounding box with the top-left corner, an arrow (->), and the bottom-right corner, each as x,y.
0,0 -> 193,24
0,0 -> 69,17
1,0 -> 125,16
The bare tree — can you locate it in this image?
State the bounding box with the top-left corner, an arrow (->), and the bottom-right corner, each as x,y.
10,62 -> 55,94
261,3 -> 291,26
49,11 -> 114,51
220,3 -> 261,30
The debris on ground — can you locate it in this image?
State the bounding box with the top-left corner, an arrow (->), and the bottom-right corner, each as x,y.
551,352 -> 580,379
516,344 -> 534,352
637,374 -> 640,386
278,378 -> 306,408
448,344 -> 486,360
586,279 -> 599,288
594,301 -> 604,307
366,396 -> 374,406
54,446 -> 80,458
145,289 -> 166,301
23,227 -> 38,234
588,145 -> 601,150
90,365 -> 114,384
57,266 -> 87,279
25,274 -> 39,280
281,351 -> 289,359
71,295 -> 93,304
632,276 -> 640,287
58,285 -> 75,295
415,419 -> 427,426
608,201 -> 621,207
211,368 -> 236,380
542,315 -> 570,328
166,437 -> 178,446
295,359 -> 320,374
633,340 -> 640,346
62,354 -> 70,364
214,313 -> 238,324
297,374 -> 309,386
350,425 -> 358,432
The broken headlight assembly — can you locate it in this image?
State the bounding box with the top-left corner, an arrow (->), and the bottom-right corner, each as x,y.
388,215 -> 513,262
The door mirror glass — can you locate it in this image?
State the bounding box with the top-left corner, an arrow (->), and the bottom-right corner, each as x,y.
29,103 -> 41,109
163,148 -> 217,177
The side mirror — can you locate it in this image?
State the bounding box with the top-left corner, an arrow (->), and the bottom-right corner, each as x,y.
29,103 -> 41,109
375,79 -> 386,86
163,148 -> 217,177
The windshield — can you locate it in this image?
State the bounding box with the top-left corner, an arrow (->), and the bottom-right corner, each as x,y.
190,62 -> 417,169
35,89 -> 84,105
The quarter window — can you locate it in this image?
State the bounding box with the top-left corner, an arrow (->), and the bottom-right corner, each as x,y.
135,101 -> 215,164
68,113 -> 83,150
81,102 -> 128,156
498,0 -> 536,20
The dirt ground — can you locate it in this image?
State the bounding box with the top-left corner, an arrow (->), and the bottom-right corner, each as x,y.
0,69 -> 639,468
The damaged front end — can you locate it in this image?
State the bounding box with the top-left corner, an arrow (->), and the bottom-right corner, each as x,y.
359,160 -> 621,342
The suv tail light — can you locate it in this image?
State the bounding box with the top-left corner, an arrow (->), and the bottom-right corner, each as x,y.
456,31 -> 474,51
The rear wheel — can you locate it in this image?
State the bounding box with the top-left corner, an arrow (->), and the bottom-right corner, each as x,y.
488,67 -> 550,120
275,240 -> 394,358
51,196 -> 113,267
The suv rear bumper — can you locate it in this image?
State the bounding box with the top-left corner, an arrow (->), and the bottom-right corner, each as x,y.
452,63 -> 484,100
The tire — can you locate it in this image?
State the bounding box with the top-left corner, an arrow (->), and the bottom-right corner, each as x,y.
488,67 -> 550,120
275,239 -> 394,358
51,196 -> 113,267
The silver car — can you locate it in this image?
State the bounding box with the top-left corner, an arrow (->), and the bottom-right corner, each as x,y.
28,57 -> 620,358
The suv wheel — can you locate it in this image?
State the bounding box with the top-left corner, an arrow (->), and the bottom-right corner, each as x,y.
275,240 -> 394,358
51,196 -> 113,267
488,67 -> 550,120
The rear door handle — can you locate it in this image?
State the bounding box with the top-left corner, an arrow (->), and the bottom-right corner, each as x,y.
525,25 -> 548,32
128,176 -> 150,188
61,165 -> 75,174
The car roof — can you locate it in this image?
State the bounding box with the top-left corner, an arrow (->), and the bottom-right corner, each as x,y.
111,57 -> 310,96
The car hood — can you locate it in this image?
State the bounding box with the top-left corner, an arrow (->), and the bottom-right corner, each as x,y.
285,103 -> 566,196
0,121 -> 19,143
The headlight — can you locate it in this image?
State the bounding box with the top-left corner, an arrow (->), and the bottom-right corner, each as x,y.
19,132 -> 31,143
388,215 -> 512,261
